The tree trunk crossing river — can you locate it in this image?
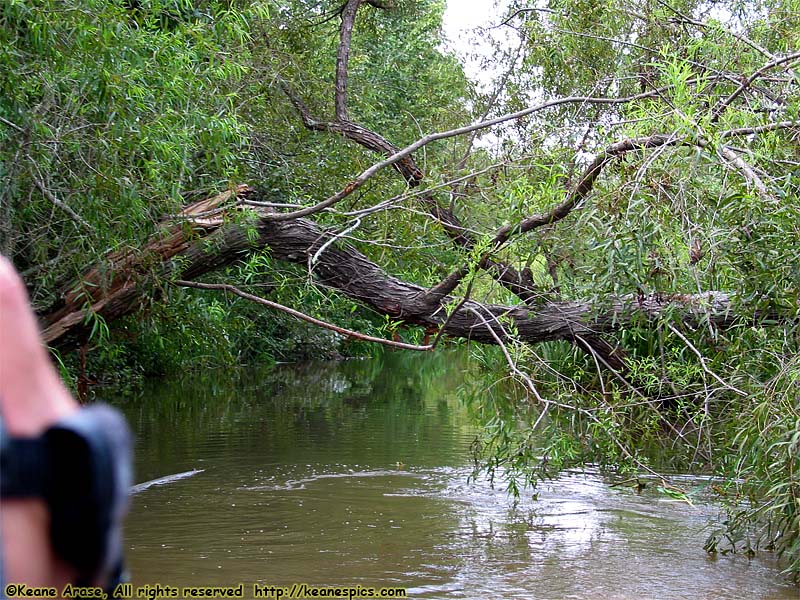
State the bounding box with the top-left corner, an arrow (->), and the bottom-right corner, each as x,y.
110,351 -> 798,599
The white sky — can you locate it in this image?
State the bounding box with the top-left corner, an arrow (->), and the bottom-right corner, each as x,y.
442,0 -> 519,150
442,0 -> 513,89
443,0 -> 503,38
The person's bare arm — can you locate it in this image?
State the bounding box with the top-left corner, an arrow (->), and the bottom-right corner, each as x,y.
0,255 -> 79,586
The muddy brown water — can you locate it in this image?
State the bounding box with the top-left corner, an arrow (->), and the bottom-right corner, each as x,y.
110,352 -> 799,599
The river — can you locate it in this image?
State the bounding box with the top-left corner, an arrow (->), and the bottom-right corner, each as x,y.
110,351 -> 798,599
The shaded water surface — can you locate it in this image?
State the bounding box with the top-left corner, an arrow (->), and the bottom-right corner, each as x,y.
111,352 -> 798,599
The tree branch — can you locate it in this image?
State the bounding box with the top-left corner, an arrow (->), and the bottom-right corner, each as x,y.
719,121 -> 800,138
712,51 -> 800,122
279,40 -> 740,376
335,0 -> 362,121
423,265 -> 471,306
717,145 -> 769,197
273,91 -> 665,221
653,0 -> 793,73
30,168 -> 92,231
0,115 -> 24,133
364,0 -> 394,8
489,134 -> 681,249
281,80 -> 425,184
175,279 -> 434,351
39,196 -> 770,351
282,84 -> 662,371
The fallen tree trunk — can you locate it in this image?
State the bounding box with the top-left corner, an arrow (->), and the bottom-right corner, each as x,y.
38,188 -> 749,352
40,186 -> 253,345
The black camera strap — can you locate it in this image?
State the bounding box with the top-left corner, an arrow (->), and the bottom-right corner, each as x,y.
0,405 -> 133,596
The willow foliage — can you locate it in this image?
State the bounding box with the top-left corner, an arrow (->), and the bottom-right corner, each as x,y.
1,0 -> 799,580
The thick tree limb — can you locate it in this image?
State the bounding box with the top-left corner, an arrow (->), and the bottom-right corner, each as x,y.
215,216 -> 750,342
39,186 -> 249,344
39,193 -> 754,353
281,69 -> 654,368
277,8 -> 788,374
281,85 -> 425,183
335,0 -> 362,121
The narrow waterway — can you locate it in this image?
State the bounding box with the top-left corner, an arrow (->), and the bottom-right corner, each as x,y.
111,352 -> 798,599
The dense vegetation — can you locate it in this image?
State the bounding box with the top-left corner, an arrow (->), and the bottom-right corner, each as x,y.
1,0 -> 798,579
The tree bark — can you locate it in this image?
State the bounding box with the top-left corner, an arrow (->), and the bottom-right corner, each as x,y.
39,190 -> 749,352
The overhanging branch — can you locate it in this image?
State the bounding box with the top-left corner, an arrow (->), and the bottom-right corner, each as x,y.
175,279 -> 434,351
39,195 -> 764,352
